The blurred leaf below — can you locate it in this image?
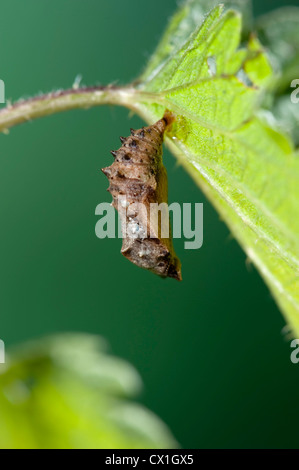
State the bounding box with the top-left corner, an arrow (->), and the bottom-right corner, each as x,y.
0,333 -> 177,449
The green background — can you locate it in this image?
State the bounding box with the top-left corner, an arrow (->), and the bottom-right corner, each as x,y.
0,0 -> 298,449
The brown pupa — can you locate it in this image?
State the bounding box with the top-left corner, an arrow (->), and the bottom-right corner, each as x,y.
102,112 -> 182,281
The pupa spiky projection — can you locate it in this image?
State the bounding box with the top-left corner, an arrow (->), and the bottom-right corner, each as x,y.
102,112 -> 182,281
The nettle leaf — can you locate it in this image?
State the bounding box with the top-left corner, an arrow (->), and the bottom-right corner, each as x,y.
134,2 -> 299,335
0,334 -> 177,449
140,0 -> 252,84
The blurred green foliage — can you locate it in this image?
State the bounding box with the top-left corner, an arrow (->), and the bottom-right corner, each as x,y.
0,334 -> 177,449
256,7 -> 299,144
0,0 -> 299,450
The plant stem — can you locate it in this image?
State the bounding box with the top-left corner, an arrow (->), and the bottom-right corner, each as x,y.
0,85 -> 154,133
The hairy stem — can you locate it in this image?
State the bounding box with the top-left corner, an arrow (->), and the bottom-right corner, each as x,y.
0,85 -> 157,132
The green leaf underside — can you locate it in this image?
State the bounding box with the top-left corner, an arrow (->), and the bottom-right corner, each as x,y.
0,334 -> 177,449
137,3 -> 299,335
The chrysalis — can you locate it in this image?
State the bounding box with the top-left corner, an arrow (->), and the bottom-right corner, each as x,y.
102,112 -> 182,281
